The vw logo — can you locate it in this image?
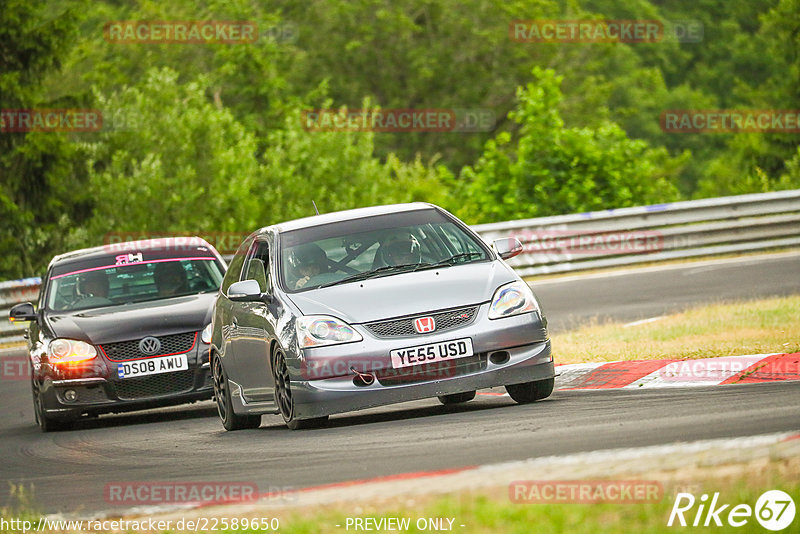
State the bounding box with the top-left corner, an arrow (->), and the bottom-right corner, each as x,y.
413,316 -> 436,334
138,336 -> 161,355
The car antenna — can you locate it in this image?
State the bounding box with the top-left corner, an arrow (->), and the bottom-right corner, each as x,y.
312,200 -> 320,215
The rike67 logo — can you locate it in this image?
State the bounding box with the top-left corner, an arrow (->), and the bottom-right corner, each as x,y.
668,490 -> 796,530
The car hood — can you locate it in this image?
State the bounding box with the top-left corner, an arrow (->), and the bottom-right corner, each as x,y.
43,293 -> 217,345
287,261 -> 518,323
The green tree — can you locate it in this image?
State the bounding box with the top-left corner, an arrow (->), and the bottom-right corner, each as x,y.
0,0 -> 90,279
257,103 -> 453,224
455,68 -> 684,223
76,77 -> 452,245
74,68 -> 263,246
695,0 -> 800,196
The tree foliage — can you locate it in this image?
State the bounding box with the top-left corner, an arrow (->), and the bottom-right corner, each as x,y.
455,69 -> 684,222
0,0 -> 90,277
1,0 -> 799,279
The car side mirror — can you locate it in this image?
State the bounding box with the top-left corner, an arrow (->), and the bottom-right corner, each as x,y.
9,302 -> 37,322
493,237 -> 524,260
227,280 -> 271,303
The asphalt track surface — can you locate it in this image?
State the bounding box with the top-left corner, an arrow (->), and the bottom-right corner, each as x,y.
534,252 -> 800,332
1,253 -> 799,514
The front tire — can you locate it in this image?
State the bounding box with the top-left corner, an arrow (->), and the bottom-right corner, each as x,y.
213,356 -> 261,431
32,379 -> 71,432
438,391 -> 476,405
506,377 -> 554,404
272,347 -> 327,430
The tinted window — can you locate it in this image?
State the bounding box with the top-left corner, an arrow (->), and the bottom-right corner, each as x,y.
242,239 -> 271,293
46,259 -> 224,312
221,236 -> 253,294
279,209 -> 490,293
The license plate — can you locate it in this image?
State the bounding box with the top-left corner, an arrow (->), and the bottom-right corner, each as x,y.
117,354 -> 189,379
390,338 -> 473,369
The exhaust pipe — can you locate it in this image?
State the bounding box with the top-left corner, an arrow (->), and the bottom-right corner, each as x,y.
350,366 -> 375,387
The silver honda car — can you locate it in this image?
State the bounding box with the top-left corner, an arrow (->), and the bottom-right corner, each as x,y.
210,203 -> 554,430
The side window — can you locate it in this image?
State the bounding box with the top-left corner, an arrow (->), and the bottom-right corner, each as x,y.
243,239 -> 270,293
221,237 -> 253,294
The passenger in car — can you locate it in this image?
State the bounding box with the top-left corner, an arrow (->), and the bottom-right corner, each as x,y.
153,261 -> 189,296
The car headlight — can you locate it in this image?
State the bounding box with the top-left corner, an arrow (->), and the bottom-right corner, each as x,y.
201,323 -> 213,344
297,315 -> 363,348
488,281 -> 540,319
48,338 -> 97,364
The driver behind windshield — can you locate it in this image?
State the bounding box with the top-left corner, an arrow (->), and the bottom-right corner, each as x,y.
290,243 -> 330,289
153,261 -> 189,296
382,232 -> 422,266
69,270 -> 113,308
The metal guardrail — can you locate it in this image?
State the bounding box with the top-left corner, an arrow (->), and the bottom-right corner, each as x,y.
3,189 -> 799,345
473,189 -> 800,277
0,278 -> 41,346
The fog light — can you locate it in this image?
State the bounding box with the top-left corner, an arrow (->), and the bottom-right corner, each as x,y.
64,389 -> 77,402
489,351 -> 510,365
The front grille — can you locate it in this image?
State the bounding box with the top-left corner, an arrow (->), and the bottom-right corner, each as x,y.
364,306 -> 479,338
101,332 -> 196,361
114,370 -> 196,400
375,353 -> 488,386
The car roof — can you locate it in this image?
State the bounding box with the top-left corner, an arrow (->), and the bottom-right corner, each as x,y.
48,237 -> 219,268
260,202 -> 439,234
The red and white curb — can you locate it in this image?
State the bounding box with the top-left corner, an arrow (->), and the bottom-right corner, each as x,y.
555,352 -> 800,390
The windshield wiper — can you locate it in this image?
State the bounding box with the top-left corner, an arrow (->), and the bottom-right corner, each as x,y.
316,263 -> 425,289
315,255 -> 484,289
417,252 -> 483,269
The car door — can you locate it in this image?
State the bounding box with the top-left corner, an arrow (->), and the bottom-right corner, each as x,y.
217,235 -> 252,389
231,236 -> 278,402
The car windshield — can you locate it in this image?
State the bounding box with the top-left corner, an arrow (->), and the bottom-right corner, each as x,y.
279,209 -> 491,293
46,258 -> 224,312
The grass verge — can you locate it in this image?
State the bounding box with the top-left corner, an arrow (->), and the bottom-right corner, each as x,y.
268,461 -> 800,534
551,295 -> 800,364
4,459 -> 798,534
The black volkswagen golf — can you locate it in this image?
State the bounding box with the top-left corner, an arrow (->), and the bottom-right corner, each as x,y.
8,238 -> 227,431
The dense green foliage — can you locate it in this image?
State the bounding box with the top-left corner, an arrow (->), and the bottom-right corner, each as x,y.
1,0 -> 798,278
457,68 -> 685,222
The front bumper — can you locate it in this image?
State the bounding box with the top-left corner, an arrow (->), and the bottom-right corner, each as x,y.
293,340 -> 553,418
38,350 -> 214,420
290,305 -> 554,419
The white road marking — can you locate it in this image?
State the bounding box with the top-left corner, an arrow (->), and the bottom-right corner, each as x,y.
623,316 -> 665,328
